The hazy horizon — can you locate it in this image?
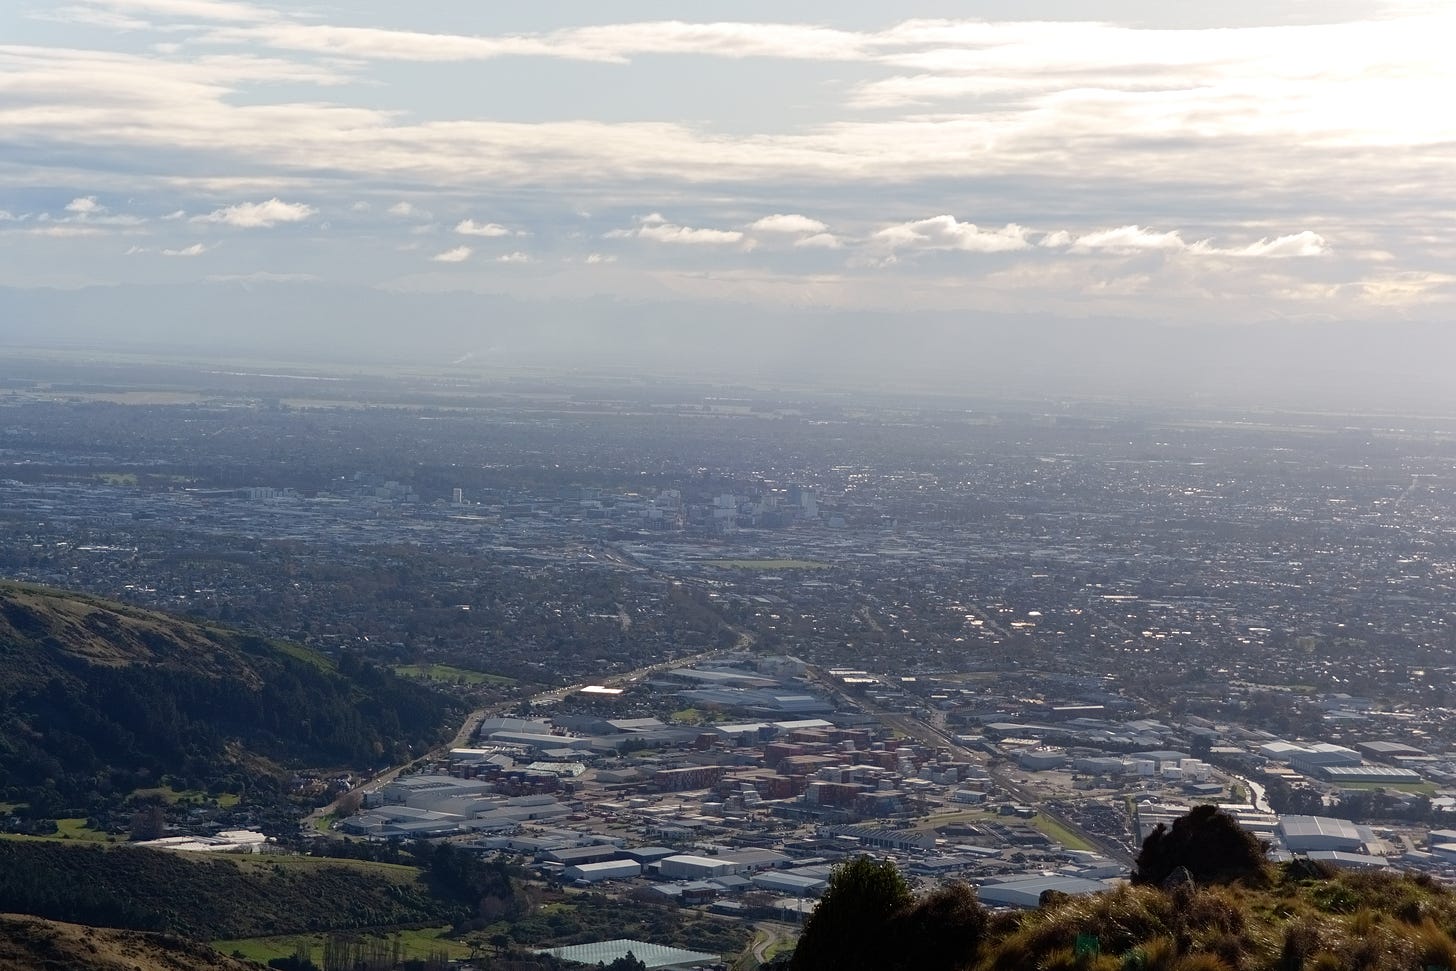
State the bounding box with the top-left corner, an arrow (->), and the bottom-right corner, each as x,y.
3,1 -> 1453,410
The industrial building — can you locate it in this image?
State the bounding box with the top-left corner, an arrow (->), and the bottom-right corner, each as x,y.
977,875 -> 1112,909
538,940 -> 719,970
564,860 -> 642,883
1315,765 -> 1423,785
1277,815 -> 1374,853
658,854 -> 739,880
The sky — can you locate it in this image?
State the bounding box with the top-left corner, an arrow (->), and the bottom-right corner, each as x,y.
2,1 -> 1455,398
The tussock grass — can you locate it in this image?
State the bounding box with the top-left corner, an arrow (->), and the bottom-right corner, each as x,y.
970,865 -> 1456,971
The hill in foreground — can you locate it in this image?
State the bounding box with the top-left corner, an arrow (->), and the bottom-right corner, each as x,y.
0,912 -> 256,971
789,836 -> 1456,971
0,581 -> 460,820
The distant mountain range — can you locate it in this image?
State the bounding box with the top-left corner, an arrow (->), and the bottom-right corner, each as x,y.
0,582 -> 460,819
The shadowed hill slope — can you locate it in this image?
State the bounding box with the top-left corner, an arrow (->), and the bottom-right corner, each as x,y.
0,840 -> 459,940
0,581 -> 460,817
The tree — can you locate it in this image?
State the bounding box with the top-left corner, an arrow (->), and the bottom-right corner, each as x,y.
885,881 -> 988,971
791,856 -> 912,971
1133,805 -> 1267,886
604,953 -> 647,971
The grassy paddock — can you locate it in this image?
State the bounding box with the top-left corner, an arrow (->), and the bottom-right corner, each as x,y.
54,818 -> 116,842
129,785 -> 239,807
227,855 -> 424,881
393,663 -> 515,685
1028,812 -> 1096,852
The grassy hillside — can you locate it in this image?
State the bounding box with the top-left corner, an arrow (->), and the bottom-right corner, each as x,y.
0,581 -> 461,819
975,865 -> 1456,971
786,857 -> 1456,971
0,913 -> 257,971
0,839 -> 457,940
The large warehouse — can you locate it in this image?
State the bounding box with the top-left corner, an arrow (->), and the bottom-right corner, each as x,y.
1277,815 -> 1374,853
978,875 -> 1112,909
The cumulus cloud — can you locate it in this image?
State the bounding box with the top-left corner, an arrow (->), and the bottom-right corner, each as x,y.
585,253 -> 615,264
455,219 -> 513,237
1228,231 -> 1328,258
431,245 -> 472,262
161,242 -> 208,256
607,213 -> 744,246
1061,225 -> 1189,254
387,201 -> 422,217
497,251 -> 532,263
874,216 -> 1031,253
748,213 -> 828,234
65,196 -> 103,215
197,198 -> 316,228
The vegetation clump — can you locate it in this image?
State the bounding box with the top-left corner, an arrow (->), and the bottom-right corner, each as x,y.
1133,804 -> 1269,887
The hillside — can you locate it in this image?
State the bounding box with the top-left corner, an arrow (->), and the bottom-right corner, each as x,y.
0,913 -> 257,971
0,839 -> 459,940
787,848 -> 1456,971
0,582 -> 461,819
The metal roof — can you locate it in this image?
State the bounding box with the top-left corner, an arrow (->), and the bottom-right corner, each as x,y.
539,940 -> 719,969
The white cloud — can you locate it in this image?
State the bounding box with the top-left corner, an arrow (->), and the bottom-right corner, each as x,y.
585,253 -> 615,264
26,225 -> 106,237
795,232 -> 843,249
497,251 -> 532,263
37,6 -> 152,30
455,219 -> 513,237
83,0 -> 274,25
387,201 -> 422,217
1043,225 -> 1329,258
607,213 -> 744,246
161,242 -> 208,255
748,213 -> 828,234
65,196 -> 103,215
0,10 -> 1443,322
1063,225 -> 1189,254
161,209 -> 186,220
874,216 -> 1031,253
1228,231 -> 1328,258
201,20 -> 870,65
431,245 -> 472,262
196,198 -> 316,228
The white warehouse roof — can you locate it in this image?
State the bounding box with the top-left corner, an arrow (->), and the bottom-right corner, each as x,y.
978,876 -> 1111,909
